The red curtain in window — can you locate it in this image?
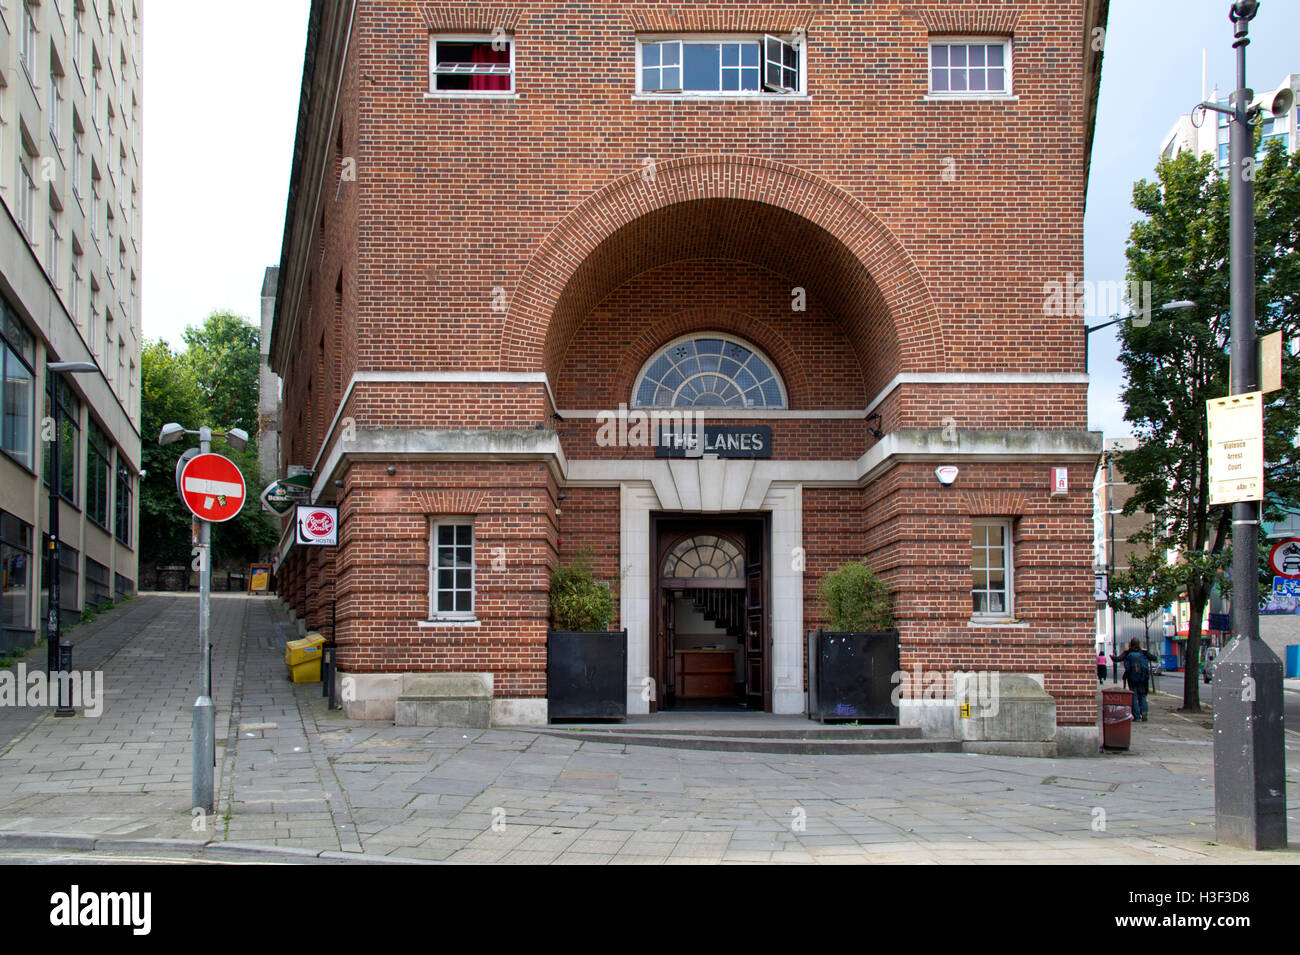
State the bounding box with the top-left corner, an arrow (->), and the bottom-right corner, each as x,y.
471,44 -> 510,91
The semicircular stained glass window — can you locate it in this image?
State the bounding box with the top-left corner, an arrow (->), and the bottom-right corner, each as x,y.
632,335 -> 787,409
661,535 -> 744,580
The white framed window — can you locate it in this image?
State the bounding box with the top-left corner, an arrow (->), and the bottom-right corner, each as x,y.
428,519 -> 475,618
928,37 -> 1012,97
69,246 -> 81,322
972,519 -> 1014,619
48,70 -> 64,152
19,1 -> 38,83
16,151 -> 37,240
89,172 -> 101,245
428,34 -> 514,95
45,214 -> 60,284
638,34 -> 804,96
72,2 -> 84,78
71,131 -> 83,201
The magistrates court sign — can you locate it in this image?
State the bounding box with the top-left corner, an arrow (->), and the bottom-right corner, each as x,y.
1207,391 -> 1264,505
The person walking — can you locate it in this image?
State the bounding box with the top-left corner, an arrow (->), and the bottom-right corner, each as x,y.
1112,638 -> 1156,722
1096,648 -> 1108,684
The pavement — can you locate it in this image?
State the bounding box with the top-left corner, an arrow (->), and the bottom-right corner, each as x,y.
0,594 -> 1297,865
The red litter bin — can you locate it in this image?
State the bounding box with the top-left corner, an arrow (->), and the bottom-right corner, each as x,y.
1102,687 -> 1134,750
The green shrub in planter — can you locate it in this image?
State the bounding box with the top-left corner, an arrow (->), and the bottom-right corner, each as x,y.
549,552 -> 616,632
820,560 -> 892,632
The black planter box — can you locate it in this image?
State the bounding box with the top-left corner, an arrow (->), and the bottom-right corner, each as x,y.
807,629 -> 900,723
547,630 -> 627,722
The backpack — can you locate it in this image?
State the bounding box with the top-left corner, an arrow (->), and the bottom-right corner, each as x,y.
1125,651 -> 1150,688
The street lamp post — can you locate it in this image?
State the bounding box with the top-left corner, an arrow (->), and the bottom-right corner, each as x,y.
1209,0 -> 1287,851
1083,300 -> 1197,374
159,422 -> 249,813
44,362 -> 98,690
1086,300 -> 1195,681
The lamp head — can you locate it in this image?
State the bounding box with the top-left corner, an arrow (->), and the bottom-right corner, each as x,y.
1160,300 -> 1197,312
224,428 -> 250,451
47,361 -> 98,374
158,422 -> 187,445
1230,1 -> 1259,22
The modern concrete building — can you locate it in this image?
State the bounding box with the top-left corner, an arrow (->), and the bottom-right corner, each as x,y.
257,266 -> 281,485
1160,72 -> 1298,169
0,0 -> 143,650
269,1 -> 1109,749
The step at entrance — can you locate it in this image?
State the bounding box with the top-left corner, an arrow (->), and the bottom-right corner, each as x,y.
514,715 -> 961,755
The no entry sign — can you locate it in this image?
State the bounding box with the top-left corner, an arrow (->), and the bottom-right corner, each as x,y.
179,453 -> 246,523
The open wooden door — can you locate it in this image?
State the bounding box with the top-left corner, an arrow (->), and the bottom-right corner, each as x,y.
744,521 -> 767,710
658,590 -> 675,711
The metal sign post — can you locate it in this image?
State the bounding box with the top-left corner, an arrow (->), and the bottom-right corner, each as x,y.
1212,0 -> 1287,851
193,427 -> 215,813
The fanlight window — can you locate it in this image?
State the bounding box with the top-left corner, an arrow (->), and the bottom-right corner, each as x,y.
661,535 -> 744,580
632,335 -> 787,409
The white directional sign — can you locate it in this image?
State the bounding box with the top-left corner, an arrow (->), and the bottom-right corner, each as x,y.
1207,391 -> 1264,505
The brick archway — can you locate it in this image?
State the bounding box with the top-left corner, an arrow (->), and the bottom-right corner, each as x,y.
501,154 -> 944,383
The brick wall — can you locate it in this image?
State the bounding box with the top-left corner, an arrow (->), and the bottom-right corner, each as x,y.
271,1 -> 1099,720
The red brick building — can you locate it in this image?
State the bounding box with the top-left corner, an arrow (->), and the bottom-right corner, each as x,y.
268,0 -> 1109,751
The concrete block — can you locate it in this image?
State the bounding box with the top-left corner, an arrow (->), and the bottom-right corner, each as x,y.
1055,725 -> 1101,756
394,673 -> 492,727
959,674 -> 1056,744
492,698 -> 548,726
899,699 -> 958,738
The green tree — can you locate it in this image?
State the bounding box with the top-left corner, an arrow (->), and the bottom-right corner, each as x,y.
140,329 -> 279,578
1118,140 -> 1300,712
1107,547 -> 1181,653
181,312 -> 261,435
139,341 -> 206,568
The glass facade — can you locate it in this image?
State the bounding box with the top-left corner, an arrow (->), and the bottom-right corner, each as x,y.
1,303 -> 36,469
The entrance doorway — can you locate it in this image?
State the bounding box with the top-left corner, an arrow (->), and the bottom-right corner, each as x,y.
652,517 -> 768,712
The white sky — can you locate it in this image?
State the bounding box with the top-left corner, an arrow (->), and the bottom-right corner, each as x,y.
141,0 -> 311,350
140,1 -> 1298,441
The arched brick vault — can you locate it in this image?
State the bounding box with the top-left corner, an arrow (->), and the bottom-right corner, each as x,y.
500,155 -> 945,390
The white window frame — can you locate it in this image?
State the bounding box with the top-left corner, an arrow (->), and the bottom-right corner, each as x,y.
48,72 -> 64,153
971,519 -> 1014,621
427,33 -> 516,98
636,33 -> 807,99
926,36 -> 1014,100
428,518 -> 476,621
16,151 -> 37,240
45,213 -> 60,284
19,1 -> 37,85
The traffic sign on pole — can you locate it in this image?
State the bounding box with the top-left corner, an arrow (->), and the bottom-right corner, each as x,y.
179,453 -> 247,523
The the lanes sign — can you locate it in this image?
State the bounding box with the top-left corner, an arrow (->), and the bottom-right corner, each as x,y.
179,453 -> 247,523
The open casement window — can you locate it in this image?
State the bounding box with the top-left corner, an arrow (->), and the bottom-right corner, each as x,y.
429,519 -> 475,619
763,34 -> 799,93
639,35 -> 802,95
430,36 -> 513,93
971,519 -> 1014,620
